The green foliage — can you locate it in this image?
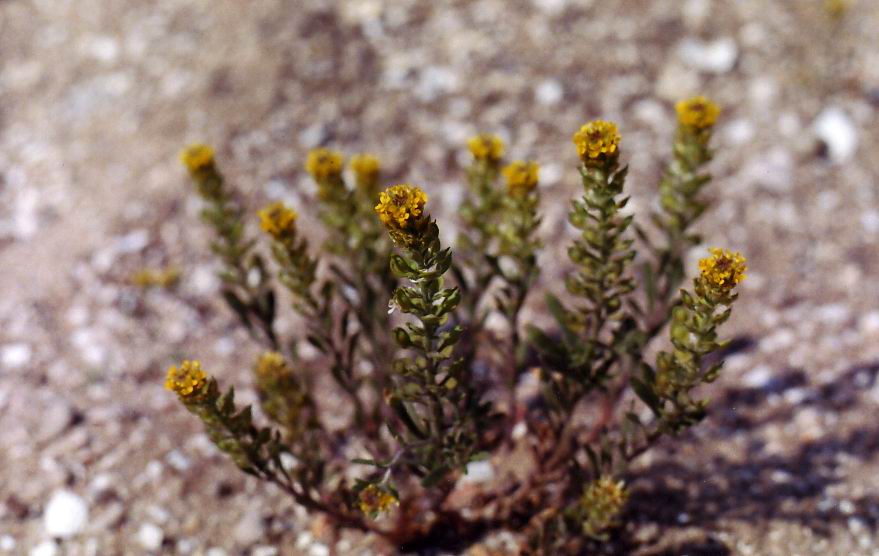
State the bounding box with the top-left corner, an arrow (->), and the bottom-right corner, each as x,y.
168,97 -> 744,553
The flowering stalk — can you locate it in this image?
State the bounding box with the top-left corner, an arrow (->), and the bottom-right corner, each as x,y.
375,185 -> 489,486
180,144 -> 278,349
166,360 -> 377,533
532,121 -> 637,415
257,201 -> 368,428
644,248 -> 747,432
494,161 -> 542,427
639,96 -> 721,337
455,134 -> 506,327
306,150 -> 396,410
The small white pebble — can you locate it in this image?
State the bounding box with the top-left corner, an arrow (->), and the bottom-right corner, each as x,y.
43,490 -> 88,538
206,549 -> 228,556
29,541 -> 58,556
308,544 -> 330,556
0,535 -> 15,551
535,79 -> 563,106
813,107 -> 858,163
1,343 -> 32,369
251,547 -> 279,556
137,523 -> 163,551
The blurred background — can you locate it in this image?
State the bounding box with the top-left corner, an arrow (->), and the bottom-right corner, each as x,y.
2,0 -> 879,554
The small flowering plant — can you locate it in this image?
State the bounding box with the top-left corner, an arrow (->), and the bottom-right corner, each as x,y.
167,96 -> 745,553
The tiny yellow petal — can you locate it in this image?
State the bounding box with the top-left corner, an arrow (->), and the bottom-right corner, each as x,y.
305,148 -> 344,181
698,247 -> 747,291
467,134 -> 505,162
675,96 -> 721,129
180,144 -> 215,173
502,160 -> 539,196
374,184 -> 428,231
258,201 -> 298,241
165,360 -> 208,399
572,121 -> 621,161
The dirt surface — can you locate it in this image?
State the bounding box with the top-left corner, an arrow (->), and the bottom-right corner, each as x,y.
2,0 -> 879,554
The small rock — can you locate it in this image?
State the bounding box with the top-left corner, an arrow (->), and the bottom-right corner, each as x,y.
206,549 -> 228,556
535,79 -> 563,106
0,535 -> 15,551
137,523 -> 164,551
678,37 -> 738,73
29,541 -> 58,556
741,147 -> 793,192
1,343 -> 31,369
461,461 -> 495,484
37,402 -> 74,442
166,450 -> 191,472
43,490 -> 88,538
308,545 -> 330,556
743,365 -> 773,389
813,107 -> 858,163
233,508 -> 265,546
251,547 -> 279,556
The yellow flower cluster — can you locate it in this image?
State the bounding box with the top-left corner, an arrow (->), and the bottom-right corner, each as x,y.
358,484 -> 398,517
502,160 -> 539,197
675,96 -> 721,129
582,476 -> 628,521
467,134 -> 505,162
351,154 -> 381,188
698,247 -> 747,291
305,148 -> 344,181
165,360 -> 208,399
180,144 -> 215,174
255,351 -> 291,379
258,201 -> 298,241
572,120 -> 621,161
374,184 -> 428,231
131,266 -> 181,289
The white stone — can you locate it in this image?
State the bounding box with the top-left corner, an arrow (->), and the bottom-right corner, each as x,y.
29,541 -> 58,556
461,460 -> 495,484
1,343 -> 31,369
137,523 -> 164,551
535,79 -> 563,106
813,107 -> 858,163
723,119 -> 755,145
0,535 -> 15,551
165,449 -> 191,471
115,229 -> 149,253
532,0 -> 568,14
43,490 -> 88,538
308,545 -> 330,556
206,549 -> 228,556
251,548 -> 279,556
861,210 -> 879,234
743,365 -> 773,389
678,37 -> 738,73
233,508 -> 264,546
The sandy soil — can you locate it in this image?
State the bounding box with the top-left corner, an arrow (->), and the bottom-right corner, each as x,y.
2,0 -> 879,554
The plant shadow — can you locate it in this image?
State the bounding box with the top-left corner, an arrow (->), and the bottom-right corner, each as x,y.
610,339 -> 879,554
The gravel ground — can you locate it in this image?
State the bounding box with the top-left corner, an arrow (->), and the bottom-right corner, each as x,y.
2,0 -> 879,554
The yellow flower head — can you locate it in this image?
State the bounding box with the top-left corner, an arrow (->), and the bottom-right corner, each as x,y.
581,476 -> 628,535
165,360 -> 208,399
351,154 -> 381,189
258,201 -> 298,241
255,351 -> 291,379
699,247 -> 747,292
180,144 -> 215,174
572,120 -> 621,161
358,484 -> 398,517
305,148 -> 344,181
676,96 -> 721,129
502,160 -> 540,197
467,134 -> 505,162
375,184 -> 428,231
